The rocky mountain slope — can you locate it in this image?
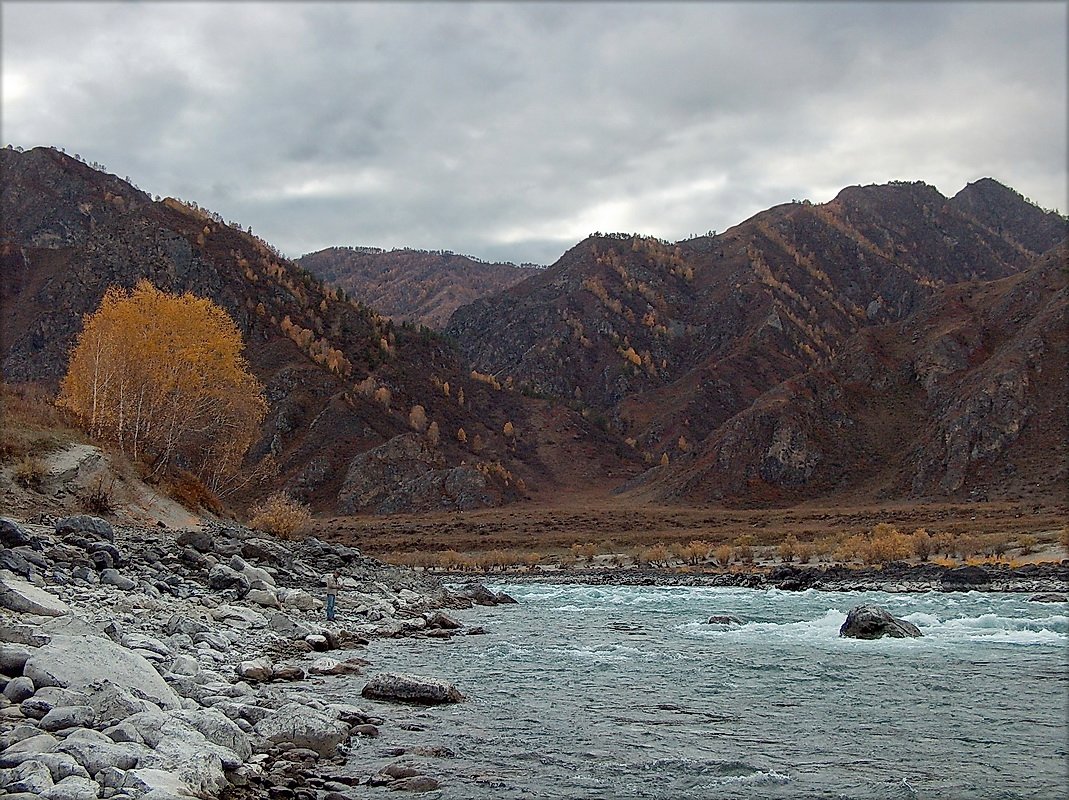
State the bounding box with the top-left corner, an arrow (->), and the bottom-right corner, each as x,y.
3,147 -> 1063,512
446,179 -> 1066,503
297,247 -> 540,330
0,147 -> 634,515
624,245 -> 1067,505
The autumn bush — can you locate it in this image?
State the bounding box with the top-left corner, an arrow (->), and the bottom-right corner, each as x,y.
12,455 -> 46,489
249,491 -> 311,538
58,281 -> 267,494
714,544 -> 733,568
166,470 -> 223,514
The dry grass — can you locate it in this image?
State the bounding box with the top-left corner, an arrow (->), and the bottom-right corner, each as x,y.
249,491 -> 312,539
0,382 -> 83,463
314,497 -> 1068,569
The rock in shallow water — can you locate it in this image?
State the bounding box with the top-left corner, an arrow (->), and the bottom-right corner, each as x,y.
361,673 -> 464,705
839,605 -> 921,639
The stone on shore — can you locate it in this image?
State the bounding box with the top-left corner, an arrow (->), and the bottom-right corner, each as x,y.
940,565 -> 991,588
54,515 -> 114,542
839,605 -> 922,639
254,702 -> 350,757
361,673 -> 464,705
23,634 -> 181,709
0,572 -> 71,616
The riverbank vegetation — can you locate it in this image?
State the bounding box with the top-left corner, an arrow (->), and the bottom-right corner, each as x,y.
376,521 -> 1067,575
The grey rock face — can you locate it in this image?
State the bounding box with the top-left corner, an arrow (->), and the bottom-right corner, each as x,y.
361,673 -> 464,705
839,605 -> 922,639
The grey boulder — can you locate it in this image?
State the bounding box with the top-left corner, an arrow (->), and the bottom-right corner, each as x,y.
361,673 -> 464,705
839,605 -> 922,639
0,571 -> 71,616
254,702 -> 350,757
23,634 -> 181,709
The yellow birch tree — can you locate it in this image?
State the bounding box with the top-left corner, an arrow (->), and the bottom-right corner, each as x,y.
58,280 -> 267,492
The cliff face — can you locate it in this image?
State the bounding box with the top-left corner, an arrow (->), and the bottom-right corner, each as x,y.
623,246 -> 1067,505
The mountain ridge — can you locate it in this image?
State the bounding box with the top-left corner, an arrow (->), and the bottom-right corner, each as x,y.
3,147 -> 1064,513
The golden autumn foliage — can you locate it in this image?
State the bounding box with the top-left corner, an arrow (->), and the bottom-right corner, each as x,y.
58,280 -> 267,492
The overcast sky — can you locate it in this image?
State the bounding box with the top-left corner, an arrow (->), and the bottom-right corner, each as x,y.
3,2 -> 1066,265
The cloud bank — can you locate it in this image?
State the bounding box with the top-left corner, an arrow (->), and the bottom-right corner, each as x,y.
3,2 -> 1065,265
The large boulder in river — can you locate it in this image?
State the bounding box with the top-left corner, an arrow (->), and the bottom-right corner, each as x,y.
361,672 -> 464,705
839,605 -> 922,639
455,582 -> 516,606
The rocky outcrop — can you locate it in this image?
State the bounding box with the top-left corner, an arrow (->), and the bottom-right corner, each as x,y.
839,605 -> 922,639
337,434 -> 501,514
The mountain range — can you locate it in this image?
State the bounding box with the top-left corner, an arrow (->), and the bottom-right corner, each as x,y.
2,145 -> 1064,515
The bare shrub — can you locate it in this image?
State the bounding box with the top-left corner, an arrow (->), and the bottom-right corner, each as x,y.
80,479 -> 115,515
249,491 -> 311,539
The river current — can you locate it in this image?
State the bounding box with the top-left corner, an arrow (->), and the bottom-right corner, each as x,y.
326,584 -> 1068,799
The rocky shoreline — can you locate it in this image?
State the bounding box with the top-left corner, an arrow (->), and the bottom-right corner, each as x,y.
0,515 -> 509,800
475,560 -> 1069,595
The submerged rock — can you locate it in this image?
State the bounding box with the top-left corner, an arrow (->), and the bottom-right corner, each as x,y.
455,582 -> 516,606
361,673 -> 464,705
1028,592 -> 1067,603
705,614 -> 742,625
839,605 -> 922,639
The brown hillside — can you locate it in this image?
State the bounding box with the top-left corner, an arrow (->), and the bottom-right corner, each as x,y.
297,246 -> 540,329
623,246 -> 1068,506
0,146 -> 638,515
447,180 -> 1065,503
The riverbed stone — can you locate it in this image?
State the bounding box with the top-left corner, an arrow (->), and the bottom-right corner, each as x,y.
55,516 -> 114,542
24,634 -> 181,710
0,758 -> 55,794
0,518 -> 33,548
3,676 -> 35,703
39,704 -> 96,732
254,702 -> 350,757
39,774 -> 101,800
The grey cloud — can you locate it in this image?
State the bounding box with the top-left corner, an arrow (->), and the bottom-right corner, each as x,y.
2,2 -> 1064,265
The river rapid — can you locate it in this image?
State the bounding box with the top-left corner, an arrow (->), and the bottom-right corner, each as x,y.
329,585 -> 1068,799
